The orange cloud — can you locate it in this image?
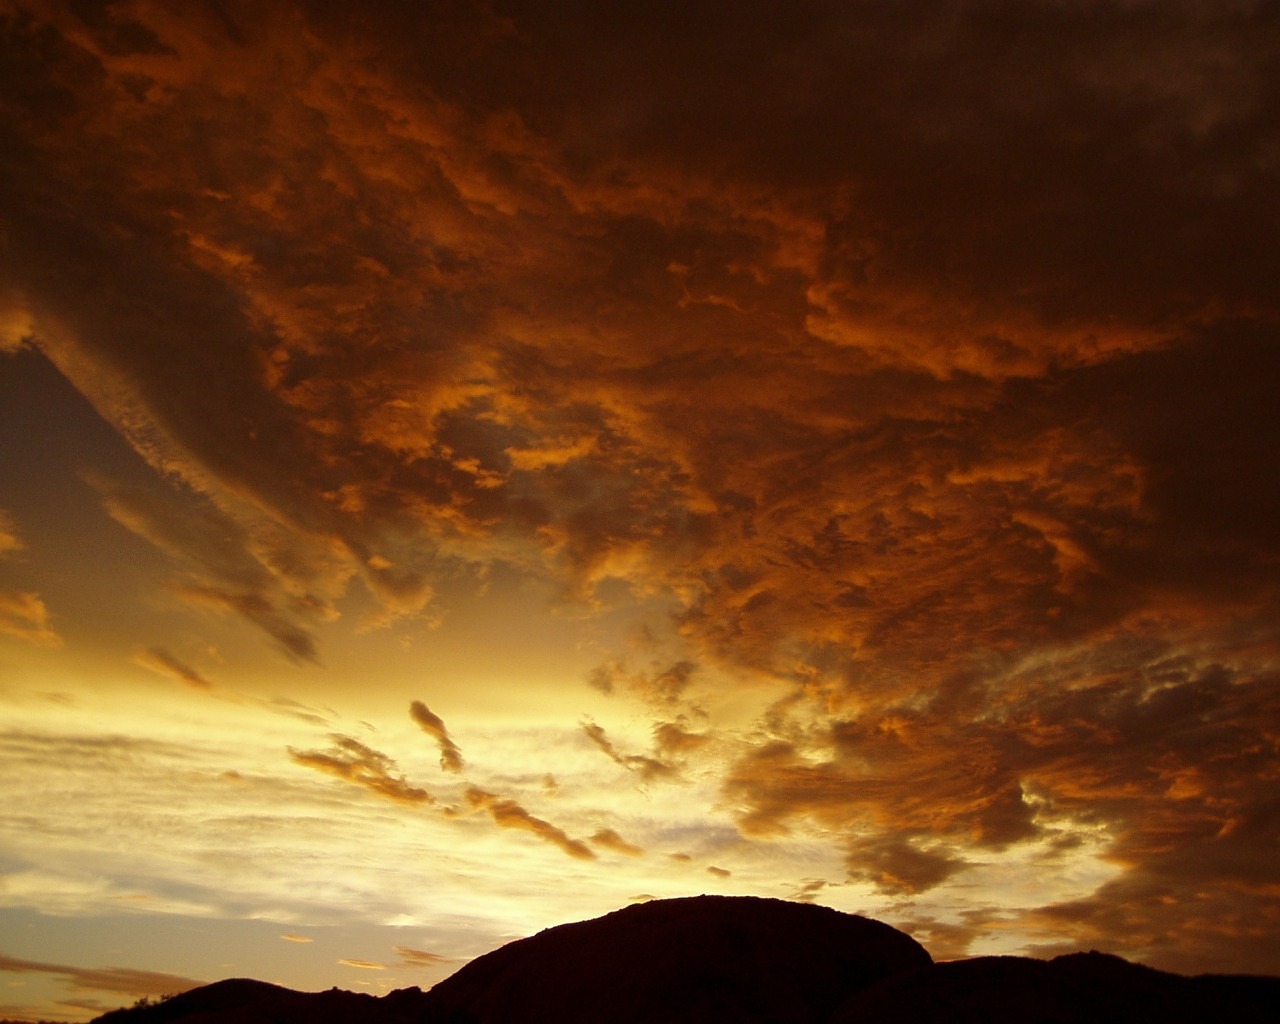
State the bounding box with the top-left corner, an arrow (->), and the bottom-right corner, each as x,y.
652,721 -> 709,757
134,647 -> 216,690
465,786 -> 594,861
290,736 -> 434,805
395,946 -> 451,968
0,954 -> 201,997
845,836 -> 969,897
589,828 -> 644,858
788,879 -> 830,904
581,722 -> 677,783
0,590 -> 61,648
0,509 -> 23,556
409,700 -> 464,773
3,0 -> 1279,976
338,959 -> 385,971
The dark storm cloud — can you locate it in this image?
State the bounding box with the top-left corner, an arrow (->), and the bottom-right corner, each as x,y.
289,735 -> 434,805
6,0 -> 1275,679
329,0 -> 1280,339
2,0 -> 1279,971
0,953 -> 201,997
409,700 -> 464,773
1030,324 -> 1280,594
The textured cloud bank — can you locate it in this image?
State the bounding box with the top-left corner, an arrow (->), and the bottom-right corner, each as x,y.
1,0 -> 1278,977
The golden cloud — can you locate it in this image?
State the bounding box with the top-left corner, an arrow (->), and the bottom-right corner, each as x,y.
134,647 -> 216,690
409,700 -> 464,774
290,736 -> 434,805
465,786 -> 595,861
0,954 -> 201,997
0,590 -> 62,648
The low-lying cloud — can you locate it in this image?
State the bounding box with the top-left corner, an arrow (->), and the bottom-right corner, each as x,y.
0,953 -> 202,998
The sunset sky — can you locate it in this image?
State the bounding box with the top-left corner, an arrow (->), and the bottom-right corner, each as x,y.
2,1 -> 1279,1019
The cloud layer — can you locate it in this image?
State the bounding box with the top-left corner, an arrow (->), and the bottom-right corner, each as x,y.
1,0 -> 1278,988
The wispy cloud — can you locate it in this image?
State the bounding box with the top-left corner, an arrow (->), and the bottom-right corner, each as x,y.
409,700 -> 464,773
845,836 -> 970,897
0,510 -> 59,646
465,786 -> 595,861
589,828 -> 644,858
289,735 -> 434,805
395,946 -> 452,968
134,647 -> 216,690
651,721 -> 709,758
89,474 -> 331,663
0,590 -> 61,648
0,509 -> 23,557
581,722 -> 677,783
0,953 -> 202,997
337,958 -> 385,971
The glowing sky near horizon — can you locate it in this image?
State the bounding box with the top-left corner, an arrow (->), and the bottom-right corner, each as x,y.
2,1 -> 1279,1020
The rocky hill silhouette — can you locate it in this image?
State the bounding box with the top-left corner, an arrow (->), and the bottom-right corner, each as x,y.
89,895 -> 1278,1023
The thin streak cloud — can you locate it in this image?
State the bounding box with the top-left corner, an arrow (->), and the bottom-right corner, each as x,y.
134,647 -> 216,690
409,700 -> 465,774
0,954 -> 201,998
465,786 -> 596,861
289,736 -> 435,805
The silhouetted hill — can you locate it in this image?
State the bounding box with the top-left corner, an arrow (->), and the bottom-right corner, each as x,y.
91,977 -> 416,1024
833,950 -> 1280,1023
422,894 -> 930,1023
89,896 -> 1279,1024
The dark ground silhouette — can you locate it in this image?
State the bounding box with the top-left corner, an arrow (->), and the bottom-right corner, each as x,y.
89,896 -> 1279,1023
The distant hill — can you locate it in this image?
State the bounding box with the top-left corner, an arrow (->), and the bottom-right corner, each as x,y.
91,895 -> 1279,1023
